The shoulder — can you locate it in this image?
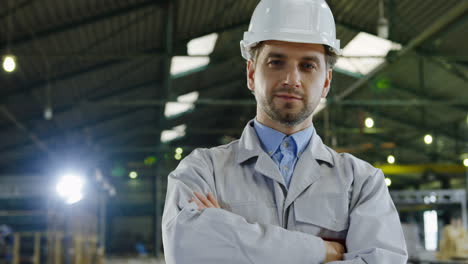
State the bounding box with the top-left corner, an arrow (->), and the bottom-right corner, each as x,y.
324,145 -> 381,180
187,139 -> 240,162
173,140 -> 240,174
169,140 -> 241,187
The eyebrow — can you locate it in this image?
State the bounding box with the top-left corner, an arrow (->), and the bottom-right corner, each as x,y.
302,56 -> 322,66
265,52 -> 322,67
265,52 -> 287,59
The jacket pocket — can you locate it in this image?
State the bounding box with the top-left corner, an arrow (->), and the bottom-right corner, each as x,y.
294,193 -> 349,232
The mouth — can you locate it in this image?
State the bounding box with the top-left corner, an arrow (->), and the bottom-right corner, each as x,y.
275,93 -> 302,102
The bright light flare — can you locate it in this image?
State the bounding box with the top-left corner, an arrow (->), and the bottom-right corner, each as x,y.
387,155 -> 395,164
365,117 -> 374,128
464,158 -> 468,167
424,134 -> 433,145
56,174 -> 84,204
129,171 -> 138,179
3,55 -> 16,72
385,178 -> 391,187
175,147 -> 183,154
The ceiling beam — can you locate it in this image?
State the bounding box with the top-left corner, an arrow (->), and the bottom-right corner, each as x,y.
0,106 -> 51,155
0,0 -> 160,50
335,1 -> 468,101
0,61 -> 244,139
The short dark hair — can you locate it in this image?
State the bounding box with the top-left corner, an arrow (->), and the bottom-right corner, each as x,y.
248,42 -> 338,70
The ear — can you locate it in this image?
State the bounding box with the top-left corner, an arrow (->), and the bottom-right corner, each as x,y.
246,60 -> 255,93
321,69 -> 333,98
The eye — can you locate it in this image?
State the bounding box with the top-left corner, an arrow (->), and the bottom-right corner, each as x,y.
268,60 -> 284,66
302,63 -> 317,70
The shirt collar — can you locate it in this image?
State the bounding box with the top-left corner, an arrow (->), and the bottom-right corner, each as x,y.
253,118 -> 314,156
253,119 -> 285,156
236,119 -> 334,166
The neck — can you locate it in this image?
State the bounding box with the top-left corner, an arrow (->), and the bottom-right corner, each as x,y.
256,112 -> 313,135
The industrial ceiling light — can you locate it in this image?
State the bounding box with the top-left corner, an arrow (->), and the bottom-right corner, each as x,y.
385,178 -> 392,187
44,83 -> 53,120
44,106 -> 53,120
2,55 -> 16,73
424,134 -> 433,145
4,1 -> 16,74
387,155 -> 395,164
377,0 -> 389,39
365,117 -> 374,128
56,174 -> 85,204
464,158 -> 468,167
129,171 -> 138,179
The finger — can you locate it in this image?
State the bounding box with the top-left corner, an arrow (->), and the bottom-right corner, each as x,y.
207,193 -> 220,208
194,192 -> 215,208
194,191 -> 215,207
191,197 -> 206,211
207,193 -> 221,208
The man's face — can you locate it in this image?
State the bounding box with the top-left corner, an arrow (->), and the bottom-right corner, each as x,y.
247,40 -> 332,127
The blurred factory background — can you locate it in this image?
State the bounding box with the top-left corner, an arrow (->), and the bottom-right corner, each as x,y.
0,0 -> 467,263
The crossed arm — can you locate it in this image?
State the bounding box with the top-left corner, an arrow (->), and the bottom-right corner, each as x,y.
162,152 -> 408,264
190,191 -> 345,263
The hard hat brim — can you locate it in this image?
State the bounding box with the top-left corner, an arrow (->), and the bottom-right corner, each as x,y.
240,31 -> 342,60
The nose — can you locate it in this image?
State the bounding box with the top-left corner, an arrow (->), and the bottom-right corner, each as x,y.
283,66 -> 301,88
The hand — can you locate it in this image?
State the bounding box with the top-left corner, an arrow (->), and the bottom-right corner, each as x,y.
189,192 -> 221,211
324,241 -> 345,262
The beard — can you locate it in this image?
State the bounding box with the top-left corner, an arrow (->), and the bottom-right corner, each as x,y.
256,88 -> 315,127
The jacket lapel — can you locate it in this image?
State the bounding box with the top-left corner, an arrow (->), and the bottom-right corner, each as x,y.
284,129 -> 334,208
236,120 -> 335,208
254,153 -> 286,186
236,120 -> 286,186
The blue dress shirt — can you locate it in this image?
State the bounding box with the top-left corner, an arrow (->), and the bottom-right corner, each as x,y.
253,119 -> 314,188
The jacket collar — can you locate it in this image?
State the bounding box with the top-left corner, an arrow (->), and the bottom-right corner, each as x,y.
236,119 -> 335,167
235,120 -> 264,164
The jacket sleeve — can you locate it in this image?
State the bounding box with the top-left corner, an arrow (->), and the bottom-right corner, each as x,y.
328,169 -> 408,264
162,149 -> 326,264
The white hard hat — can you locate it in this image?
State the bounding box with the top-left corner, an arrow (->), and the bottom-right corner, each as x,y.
240,0 -> 342,60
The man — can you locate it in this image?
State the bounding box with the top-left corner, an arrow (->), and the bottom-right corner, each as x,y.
162,0 -> 408,263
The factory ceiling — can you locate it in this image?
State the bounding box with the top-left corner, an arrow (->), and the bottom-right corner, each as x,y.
0,0 -> 467,189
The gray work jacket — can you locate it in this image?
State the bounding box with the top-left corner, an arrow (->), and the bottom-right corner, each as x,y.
162,121 -> 408,264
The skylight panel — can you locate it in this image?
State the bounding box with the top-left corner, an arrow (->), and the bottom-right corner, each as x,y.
170,56 -> 210,76
164,91 -> 199,118
335,32 -> 402,75
160,124 -> 187,143
187,33 -> 218,56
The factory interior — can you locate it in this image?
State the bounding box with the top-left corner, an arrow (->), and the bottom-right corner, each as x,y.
0,0 -> 467,263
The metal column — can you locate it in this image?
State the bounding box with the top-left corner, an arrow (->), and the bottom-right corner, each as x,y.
154,0 -> 174,258
465,167 -> 468,229
99,191 -> 107,256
